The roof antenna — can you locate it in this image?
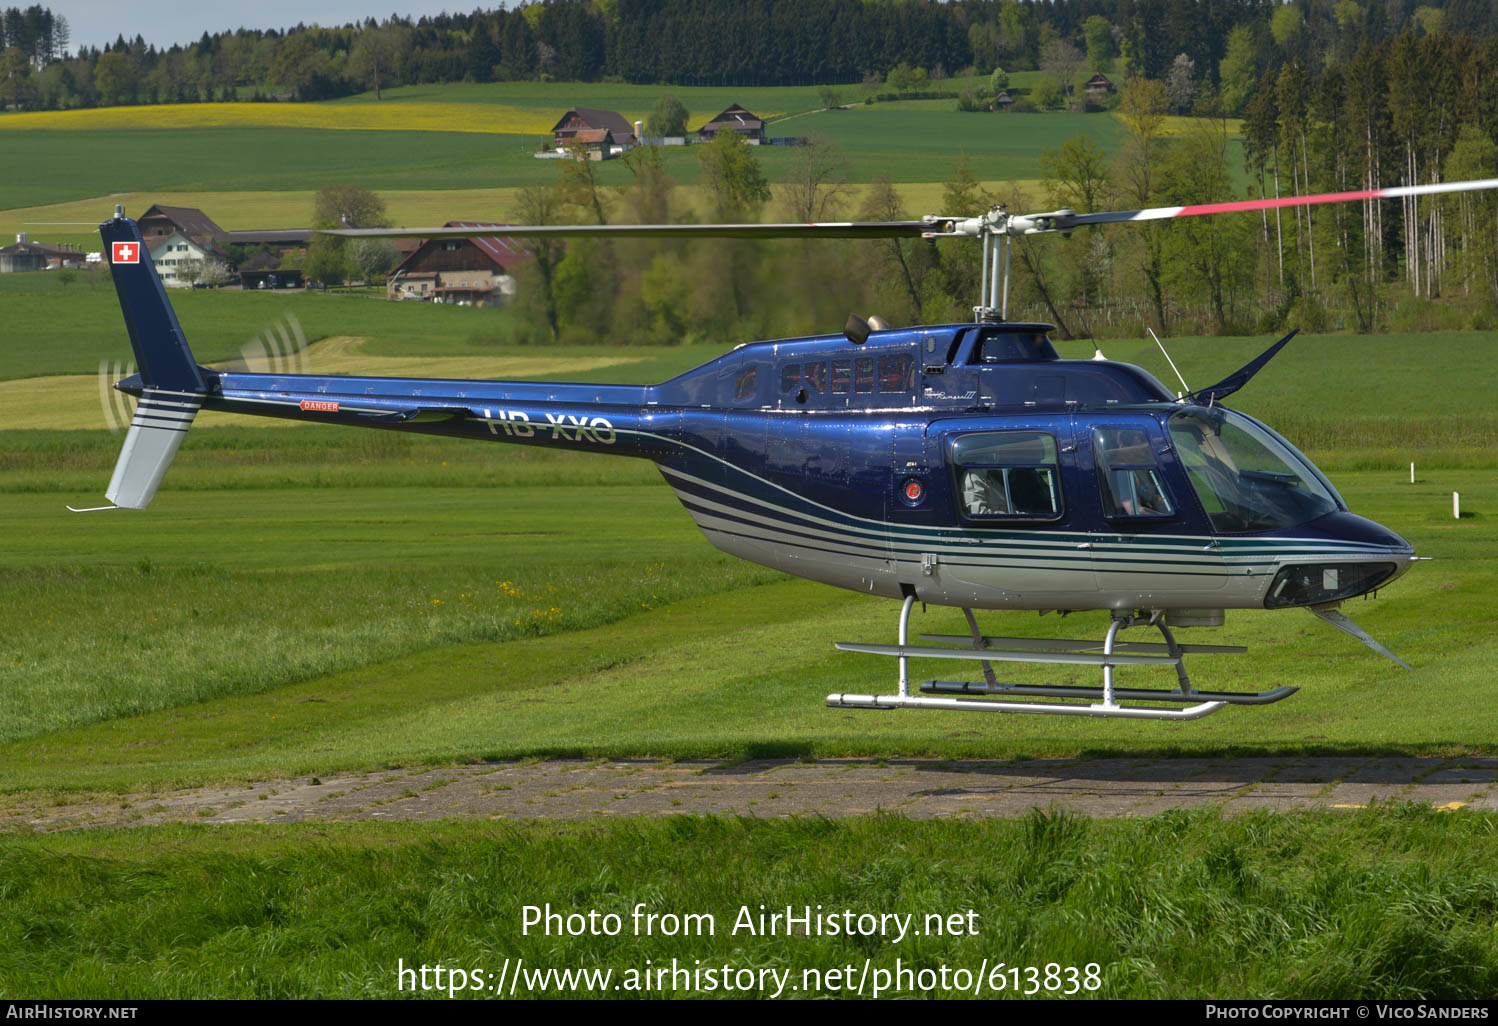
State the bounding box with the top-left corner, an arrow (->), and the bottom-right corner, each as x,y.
1148,326 -> 1191,398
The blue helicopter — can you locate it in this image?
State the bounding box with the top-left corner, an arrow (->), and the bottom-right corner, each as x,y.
82,176 -> 1498,721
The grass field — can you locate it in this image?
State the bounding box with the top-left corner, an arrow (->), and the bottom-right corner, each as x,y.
0,79 -> 1133,213
3,810 -> 1496,999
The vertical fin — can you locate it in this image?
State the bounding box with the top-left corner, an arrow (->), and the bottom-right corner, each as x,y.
90,213 -> 209,510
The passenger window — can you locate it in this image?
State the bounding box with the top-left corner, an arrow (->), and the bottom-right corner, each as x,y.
734,367 -> 757,402
804,362 -> 826,393
830,359 -> 851,394
854,357 -> 875,393
951,431 -> 1061,520
1094,426 -> 1173,518
780,363 -> 800,393
878,353 -> 912,392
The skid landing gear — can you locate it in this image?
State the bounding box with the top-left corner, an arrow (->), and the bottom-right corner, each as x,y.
827,596 -> 1296,721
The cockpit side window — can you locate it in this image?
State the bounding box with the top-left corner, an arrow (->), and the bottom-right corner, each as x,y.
950,431 -> 1063,521
1094,426 -> 1174,518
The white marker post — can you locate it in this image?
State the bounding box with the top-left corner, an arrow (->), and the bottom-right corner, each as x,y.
1454,492 -> 1461,519
1411,462 -> 1415,484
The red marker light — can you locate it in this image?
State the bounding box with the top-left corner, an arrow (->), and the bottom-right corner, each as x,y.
903,480 -> 923,502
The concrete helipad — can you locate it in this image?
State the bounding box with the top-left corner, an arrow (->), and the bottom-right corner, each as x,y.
5,756 -> 1496,831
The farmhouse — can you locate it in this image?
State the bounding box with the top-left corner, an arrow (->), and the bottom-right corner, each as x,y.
1084,72 -> 1115,98
148,231 -> 233,288
138,204 -> 229,250
386,222 -> 530,306
551,107 -> 636,148
698,104 -> 765,143
0,234 -> 88,272
570,127 -> 616,160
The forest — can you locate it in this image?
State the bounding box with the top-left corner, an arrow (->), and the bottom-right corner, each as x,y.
4,0 -> 1498,340
3,0 -> 1496,104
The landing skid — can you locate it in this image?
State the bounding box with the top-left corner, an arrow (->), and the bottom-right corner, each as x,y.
828,596 -> 1293,721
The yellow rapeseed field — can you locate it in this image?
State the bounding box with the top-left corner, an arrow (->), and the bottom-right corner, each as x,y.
0,102 -> 562,136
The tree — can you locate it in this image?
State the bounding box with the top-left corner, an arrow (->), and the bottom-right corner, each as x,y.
698,130 -> 770,221
1031,74 -> 1064,110
1083,16 -> 1115,72
351,238 -> 399,281
1166,53 -> 1196,114
0,45 -> 30,107
816,84 -> 843,109
1218,25 -> 1258,116
304,238 -> 351,286
618,145 -> 675,225
347,25 -> 410,100
1270,5 -> 1304,50
1113,77 -> 1171,331
1158,119 -> 1255,332
781,132 -> 849,222
313,184 -> 389,229
1038,135 -> 1110,213
1040,39 -> 1084,104
857,177 -> 922,320
93,50 -> 134,104
267,32 -> 329,98
646,93 -> 688,137
510,184 -> 564,341
559,139 -> 610,225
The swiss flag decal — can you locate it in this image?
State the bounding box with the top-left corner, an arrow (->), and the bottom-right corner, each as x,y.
111,241 -> 140,264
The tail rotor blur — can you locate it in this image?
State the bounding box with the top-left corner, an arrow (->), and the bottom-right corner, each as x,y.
96,358 -> 137,434
228,313 -> 309,376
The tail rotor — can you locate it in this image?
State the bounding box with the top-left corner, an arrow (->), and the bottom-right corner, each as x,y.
97,358 -> 137,435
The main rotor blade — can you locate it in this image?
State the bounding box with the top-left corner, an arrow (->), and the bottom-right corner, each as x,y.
1063,177 -> 1498,229
323,220 -> 949,240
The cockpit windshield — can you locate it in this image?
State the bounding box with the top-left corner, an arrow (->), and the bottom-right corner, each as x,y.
1167,407 -> 1343,533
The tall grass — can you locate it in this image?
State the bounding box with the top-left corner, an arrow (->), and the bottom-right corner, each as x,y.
2,809 -> 1496,999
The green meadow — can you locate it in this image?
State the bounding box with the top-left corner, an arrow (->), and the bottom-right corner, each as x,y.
4,810 -> 1498,999
0,108 -> 1115,210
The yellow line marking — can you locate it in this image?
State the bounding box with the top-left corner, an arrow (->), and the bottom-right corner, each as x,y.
1436,801 -> 1468,812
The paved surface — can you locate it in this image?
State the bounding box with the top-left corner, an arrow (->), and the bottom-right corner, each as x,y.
5,756 -> 1497,832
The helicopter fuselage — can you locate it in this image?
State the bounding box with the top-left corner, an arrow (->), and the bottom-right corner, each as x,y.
125,321 -> 1412,617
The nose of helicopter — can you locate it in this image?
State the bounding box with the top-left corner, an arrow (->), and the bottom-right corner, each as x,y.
1306,510 -> 1414,552
1260,511 -> 1416,610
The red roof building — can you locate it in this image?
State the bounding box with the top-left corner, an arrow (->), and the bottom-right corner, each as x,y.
698,104 -> 765,143
551,107 -> 636,148
386,222 -> 531,307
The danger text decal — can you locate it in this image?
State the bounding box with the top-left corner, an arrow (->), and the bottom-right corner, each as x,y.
300,400 -> 340,412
